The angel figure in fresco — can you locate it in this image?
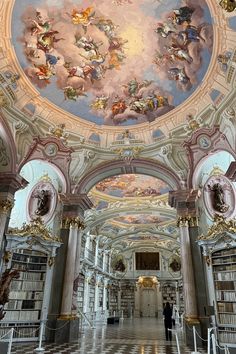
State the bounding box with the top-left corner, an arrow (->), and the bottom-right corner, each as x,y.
155,22 -> 176,38
165,42 -> 193,63
34,63 -> 55,82
108,37 -> 128,52
153,51 -> 174,66
123,79 -> 153,97
178,25 -> 205,45
111,97 -> 127,116
169,6 -> 194,26
69,7 -> 95,32
168,67 -> 190,84
96,18 -> 118,39
63,86 -> 87,101
145,94 -> 169,111
90,95 -> 109,110
30,11 -> 54,36
37,31 -> 65,52
75,35 -> 103,52
108,51 -> 126,70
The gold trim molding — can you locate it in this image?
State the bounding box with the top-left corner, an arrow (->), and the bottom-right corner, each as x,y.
8,217 -> 61,242
198,214 -> 236,240
185,316 -> 200,325
58,314 -> 77,321
0,199 -> 14,213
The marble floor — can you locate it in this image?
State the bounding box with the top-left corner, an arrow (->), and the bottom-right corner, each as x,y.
11,318 -> 207,354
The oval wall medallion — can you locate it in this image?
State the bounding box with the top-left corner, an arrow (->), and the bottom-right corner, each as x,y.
203,175 -> 236,219
27,181 -> 57,224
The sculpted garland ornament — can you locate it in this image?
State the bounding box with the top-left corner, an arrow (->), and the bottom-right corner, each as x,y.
8,217 -> 61,242
198,214 -> 236,240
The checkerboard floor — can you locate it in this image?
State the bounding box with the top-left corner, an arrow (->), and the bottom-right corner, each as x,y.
11,318 -> 207,354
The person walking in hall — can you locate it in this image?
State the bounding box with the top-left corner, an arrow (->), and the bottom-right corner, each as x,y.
163,302 -> 173,341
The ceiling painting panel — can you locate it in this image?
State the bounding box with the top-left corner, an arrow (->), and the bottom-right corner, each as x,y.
92,174 -> 171,198
114,214 -> 170,224
12,0 -> 213,126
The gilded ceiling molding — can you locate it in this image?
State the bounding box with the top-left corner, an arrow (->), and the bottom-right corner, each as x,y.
0,199 -> 14,213
198,214 -> 236,240
7,217 -> 61,242
0,90 -> 9,108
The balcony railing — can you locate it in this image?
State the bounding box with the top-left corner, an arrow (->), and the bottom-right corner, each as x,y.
85,248 -> 95,263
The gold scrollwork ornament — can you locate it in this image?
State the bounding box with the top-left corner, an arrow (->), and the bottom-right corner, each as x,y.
219,0 -> 236,12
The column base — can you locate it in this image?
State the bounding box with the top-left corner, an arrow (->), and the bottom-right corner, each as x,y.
54,317 -> 79,344
0,342 -> 8,354
184,319 -> 202,348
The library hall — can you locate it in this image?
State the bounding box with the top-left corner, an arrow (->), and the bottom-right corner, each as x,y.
0,0 -> 236,353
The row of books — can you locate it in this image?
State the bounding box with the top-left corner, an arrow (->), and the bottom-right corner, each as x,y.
218,330 -> 236,344
11,280 -> 44,291
213,249 -> 236,257
218,301 -> 236,312
9,291 -> 44,300
219,313 -> 236,325
215,281 -> 235,290
212,257 -> 236,265
214,273 -> 236,281
216,291 -> 236,301
4,310 -> 41,321
5,299 -> 42,310
213,265 -> 236,272
18,272 -> 45,281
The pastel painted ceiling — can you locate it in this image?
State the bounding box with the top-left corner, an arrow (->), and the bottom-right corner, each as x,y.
12,0 -> 213,126
90,174 -> 170,199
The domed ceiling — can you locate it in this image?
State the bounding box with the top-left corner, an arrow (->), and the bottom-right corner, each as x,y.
12,0 -> 213,126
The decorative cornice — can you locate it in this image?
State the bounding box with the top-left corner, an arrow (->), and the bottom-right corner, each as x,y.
7,217 -> 61,242
0,199 -> 14,213
198,214 -> 236,241
61,217 -> 85,230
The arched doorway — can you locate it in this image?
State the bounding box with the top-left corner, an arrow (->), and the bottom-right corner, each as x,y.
135,277 -> 162,318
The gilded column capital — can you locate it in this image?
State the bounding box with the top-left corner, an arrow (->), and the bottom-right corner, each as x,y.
177,216 -> 190,227
0,199 -> 14,214
188,216 -> 199,227
177,215 -> 199,227
61,217 -> 85,230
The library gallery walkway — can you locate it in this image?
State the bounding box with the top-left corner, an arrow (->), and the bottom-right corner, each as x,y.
12,318 -> 207,354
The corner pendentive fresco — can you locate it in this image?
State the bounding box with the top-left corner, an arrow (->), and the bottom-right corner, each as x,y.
13,0 -> 213,126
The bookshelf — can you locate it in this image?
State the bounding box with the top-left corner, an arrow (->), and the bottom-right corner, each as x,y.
4,250 -> 47,322
0,225 -> 61,342
162,282 -> 176,306
212,248 -> 236,347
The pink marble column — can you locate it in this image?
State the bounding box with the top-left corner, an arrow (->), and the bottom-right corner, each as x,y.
71,225 -> 84,315
178,217 -> 198,323
60,218 -> 81,319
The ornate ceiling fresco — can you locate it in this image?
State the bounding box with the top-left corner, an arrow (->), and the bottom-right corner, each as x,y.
90,174 -> 170,198
12,0 -> 213,126
113,215 -> 170,225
